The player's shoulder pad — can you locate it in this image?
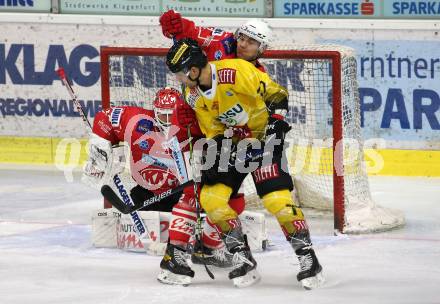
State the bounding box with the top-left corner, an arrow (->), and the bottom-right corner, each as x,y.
216,58 -> 257,76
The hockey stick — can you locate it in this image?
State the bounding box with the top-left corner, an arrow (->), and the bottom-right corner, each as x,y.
56,67 -> 154,245
174,81 -> 214,279
101,179 -> 194,214
56,68 -> 92,130
186,126 -> 215,280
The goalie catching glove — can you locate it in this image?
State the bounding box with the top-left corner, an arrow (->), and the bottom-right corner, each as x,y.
82,134 -> 124,189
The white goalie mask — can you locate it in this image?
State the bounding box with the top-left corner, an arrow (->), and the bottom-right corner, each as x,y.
236,19 -> 273,55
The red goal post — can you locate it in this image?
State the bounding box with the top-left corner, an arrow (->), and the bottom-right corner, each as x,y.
100,45 -> 404,234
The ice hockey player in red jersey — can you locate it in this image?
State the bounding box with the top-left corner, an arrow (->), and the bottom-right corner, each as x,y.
82,87 -> 245,285
159,10 -> 272,72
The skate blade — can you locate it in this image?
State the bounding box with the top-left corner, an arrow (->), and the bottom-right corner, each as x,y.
232,269 -> 261,288
300,271 -> 325,290
157,269 -> 192,286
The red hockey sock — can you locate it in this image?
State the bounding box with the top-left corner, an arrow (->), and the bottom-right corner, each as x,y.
169,193 -> 197,249
202,217 -> 224,249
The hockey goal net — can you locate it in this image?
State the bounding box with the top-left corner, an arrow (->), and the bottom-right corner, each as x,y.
100,45 -> 404,234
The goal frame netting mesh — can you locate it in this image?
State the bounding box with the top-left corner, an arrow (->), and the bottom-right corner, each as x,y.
99,45 -> 404,234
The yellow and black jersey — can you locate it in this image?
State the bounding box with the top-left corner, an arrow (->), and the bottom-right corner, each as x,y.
184,58 -> 288,140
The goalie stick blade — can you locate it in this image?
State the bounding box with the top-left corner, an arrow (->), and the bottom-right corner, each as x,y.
100,185 -> 133,214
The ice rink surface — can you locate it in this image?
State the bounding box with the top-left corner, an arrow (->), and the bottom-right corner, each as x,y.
0,168 -> 439,304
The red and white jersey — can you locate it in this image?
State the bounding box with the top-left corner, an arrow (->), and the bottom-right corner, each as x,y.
93,106 -> 190,195
175,18 -> 265,72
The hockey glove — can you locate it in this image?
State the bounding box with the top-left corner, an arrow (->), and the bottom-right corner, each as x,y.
231,124 -> 252,140
159,10 -> 183,38
82,134 -> 125,189
264,115 -> 291,156
171,98 -> 203,137
175,99 -> 196,128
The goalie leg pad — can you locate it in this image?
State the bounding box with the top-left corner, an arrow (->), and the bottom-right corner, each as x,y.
91,209 -> 119,248
239,211 -> 268,252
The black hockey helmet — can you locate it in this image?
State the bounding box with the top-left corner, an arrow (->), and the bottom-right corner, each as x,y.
166,38 -> 208,73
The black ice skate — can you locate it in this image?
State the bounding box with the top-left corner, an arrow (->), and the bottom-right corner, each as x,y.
295,247 -> 324,290
157,243 -> 195,286
191,243 -> 233,268
222,231 -> 261,288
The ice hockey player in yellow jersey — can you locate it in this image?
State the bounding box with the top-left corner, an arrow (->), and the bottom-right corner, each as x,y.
177,58 -> 286,141
166,38 -> 324,289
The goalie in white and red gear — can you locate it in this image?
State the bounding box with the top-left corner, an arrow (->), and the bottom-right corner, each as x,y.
84,87 -> 190,201
83,87 -> 245,283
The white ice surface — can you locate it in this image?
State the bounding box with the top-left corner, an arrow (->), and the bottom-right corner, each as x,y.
0,169 -> 439,304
